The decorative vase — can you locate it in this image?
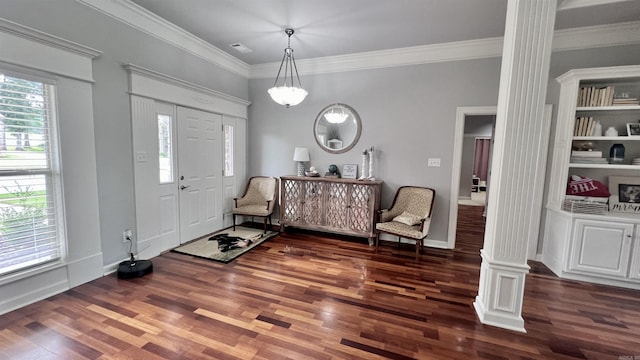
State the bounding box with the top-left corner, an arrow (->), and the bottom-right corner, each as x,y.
609,143 -> 625,164
359,149 -> 369,179
593,121 -> 602,136
368,146 -> 375,179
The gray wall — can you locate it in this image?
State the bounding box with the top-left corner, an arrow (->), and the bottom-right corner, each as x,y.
249,59 -> 503,243
0,0 -> 249,265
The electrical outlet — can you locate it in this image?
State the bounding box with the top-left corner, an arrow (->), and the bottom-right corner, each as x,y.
427,158 -> 441,167
123,229 -> 133,243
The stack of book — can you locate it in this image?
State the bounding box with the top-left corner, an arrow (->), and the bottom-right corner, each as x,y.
573,117 -> 596,136
570,150 -> 607,164
612,96 -> 639,106
562,195 -> 608,214
577,86 -> 614,107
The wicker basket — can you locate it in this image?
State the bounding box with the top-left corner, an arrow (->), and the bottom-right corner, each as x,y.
562,199 -> 608,214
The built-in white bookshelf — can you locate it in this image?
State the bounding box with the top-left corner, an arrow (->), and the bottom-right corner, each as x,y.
543,65 -> 640,290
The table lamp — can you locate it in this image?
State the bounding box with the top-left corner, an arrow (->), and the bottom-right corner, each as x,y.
293,147 -> 310,176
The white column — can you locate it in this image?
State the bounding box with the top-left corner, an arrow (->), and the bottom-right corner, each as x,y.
474,0 -> 557,332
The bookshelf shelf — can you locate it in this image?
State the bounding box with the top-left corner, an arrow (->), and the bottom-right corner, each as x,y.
572,136 -> 640,141
568,163 -> 640,169
576,105 -> 640,111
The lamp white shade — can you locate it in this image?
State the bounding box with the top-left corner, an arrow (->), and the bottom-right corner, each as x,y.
293,147 -> 310,162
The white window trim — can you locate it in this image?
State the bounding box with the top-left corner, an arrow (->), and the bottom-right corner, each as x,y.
0,18 -> 101,315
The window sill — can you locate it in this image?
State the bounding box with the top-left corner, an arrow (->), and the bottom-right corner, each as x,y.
0,259 -> 66,287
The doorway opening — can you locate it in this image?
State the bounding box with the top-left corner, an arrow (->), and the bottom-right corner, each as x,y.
456,115 -> 496,254
447,106 -> 496,252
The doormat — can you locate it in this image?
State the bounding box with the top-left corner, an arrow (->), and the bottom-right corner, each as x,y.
172,226 -> 278,263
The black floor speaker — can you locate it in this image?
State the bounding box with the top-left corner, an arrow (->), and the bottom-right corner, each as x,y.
117,259 -> 153,279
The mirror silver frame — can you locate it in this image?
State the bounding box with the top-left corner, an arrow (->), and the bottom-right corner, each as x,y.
313,103 -> 362,154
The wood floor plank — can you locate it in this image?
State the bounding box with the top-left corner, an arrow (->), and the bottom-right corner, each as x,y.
1,222 -> 639,359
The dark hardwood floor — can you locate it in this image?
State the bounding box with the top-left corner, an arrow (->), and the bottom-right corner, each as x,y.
455,204 -> 486,255
1,220 -> 639,359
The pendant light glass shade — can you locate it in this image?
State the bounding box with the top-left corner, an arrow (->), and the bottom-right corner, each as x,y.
268,29 -> 308,108
268,86 -> 308,107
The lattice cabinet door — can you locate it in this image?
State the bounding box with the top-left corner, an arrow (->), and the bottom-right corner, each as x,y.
325,182 -> 349,229
348,184 -> 375,233
281,178 -> 303,223
302,180 -> 324,225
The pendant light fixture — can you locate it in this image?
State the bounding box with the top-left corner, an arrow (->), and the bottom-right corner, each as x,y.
268,28 -> 308,108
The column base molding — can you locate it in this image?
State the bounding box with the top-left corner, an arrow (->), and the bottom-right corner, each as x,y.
473,250 -> 529,333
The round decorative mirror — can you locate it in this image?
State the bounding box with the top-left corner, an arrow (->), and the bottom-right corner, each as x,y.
313,103 -> 362,154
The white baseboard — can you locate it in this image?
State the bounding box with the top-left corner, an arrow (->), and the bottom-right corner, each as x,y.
66,252 -> 104,288
0,279 -> 68,315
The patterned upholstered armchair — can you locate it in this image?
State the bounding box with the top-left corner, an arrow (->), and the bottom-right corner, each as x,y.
375,186 -> 435,260
233,176 -> 278,233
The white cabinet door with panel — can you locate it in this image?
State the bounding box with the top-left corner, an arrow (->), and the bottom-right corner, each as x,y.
568,219 -> 633,278
630,225 -> 640,280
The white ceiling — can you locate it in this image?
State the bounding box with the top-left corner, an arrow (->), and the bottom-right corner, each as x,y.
127,0 -> 640,65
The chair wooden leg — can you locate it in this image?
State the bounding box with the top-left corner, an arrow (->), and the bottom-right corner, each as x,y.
262,217 -> 268,234
397,236 -> 401,248
375,231 -> 380,253
415,240 -> 420,261
233,214 -> 236,231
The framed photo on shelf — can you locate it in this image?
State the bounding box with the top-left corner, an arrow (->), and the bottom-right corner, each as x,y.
342,164 -> 357,179
627,123 -> 640,136
609,176 -> 640,213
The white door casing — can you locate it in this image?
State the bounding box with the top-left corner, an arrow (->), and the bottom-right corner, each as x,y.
177,106 -> 223,243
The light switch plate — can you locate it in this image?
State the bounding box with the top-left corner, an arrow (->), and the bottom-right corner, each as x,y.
427,158 -> 441,167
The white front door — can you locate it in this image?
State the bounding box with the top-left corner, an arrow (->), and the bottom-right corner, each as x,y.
177,106 -> 223,243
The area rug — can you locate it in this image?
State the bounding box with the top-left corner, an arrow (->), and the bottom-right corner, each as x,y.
172,226 -> 278,263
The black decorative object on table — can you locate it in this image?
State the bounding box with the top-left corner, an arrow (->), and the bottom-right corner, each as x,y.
325,164 -> 341,178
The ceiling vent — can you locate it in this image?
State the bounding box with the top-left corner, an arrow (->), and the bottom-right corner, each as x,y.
229,43 -> 252,53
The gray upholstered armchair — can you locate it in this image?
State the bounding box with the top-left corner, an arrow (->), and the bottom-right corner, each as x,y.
375,186 -> 435,260
233,176 -> 278,233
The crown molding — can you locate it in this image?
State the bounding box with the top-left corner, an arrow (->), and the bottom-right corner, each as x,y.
250,37 -> 504,79
552,20 -> 640,51
251,20 -> 640,78
75,0 -> 250,78
557,0 -> 633,10
74,0 -> 640,79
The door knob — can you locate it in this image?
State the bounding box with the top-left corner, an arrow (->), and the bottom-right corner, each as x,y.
180,185 -> 191,190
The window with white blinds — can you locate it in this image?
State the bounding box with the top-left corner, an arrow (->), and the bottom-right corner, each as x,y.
0,71 -> 62,276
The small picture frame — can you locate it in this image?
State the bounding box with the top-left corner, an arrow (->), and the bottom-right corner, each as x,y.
609,176 -> 640,213
342,164 -> 357,179
627,123 -> 640,136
